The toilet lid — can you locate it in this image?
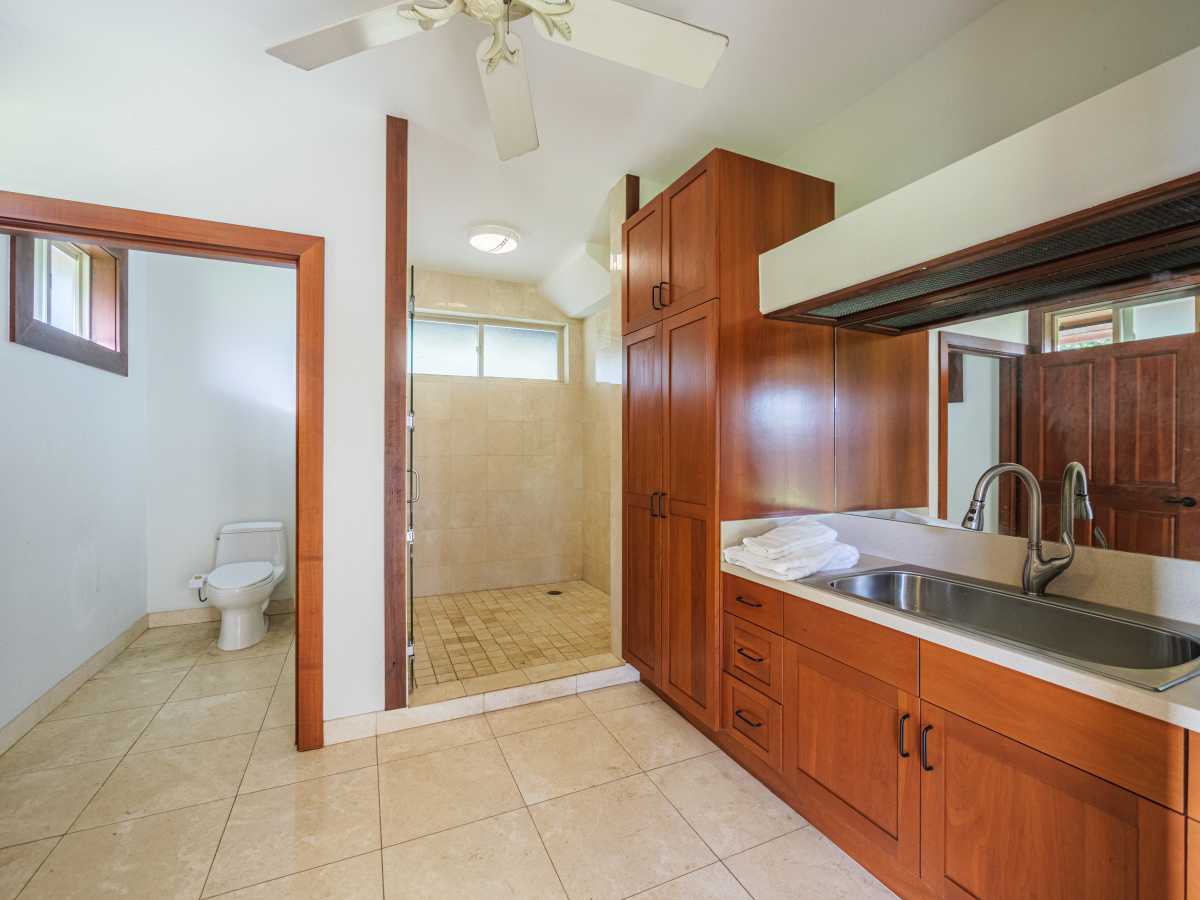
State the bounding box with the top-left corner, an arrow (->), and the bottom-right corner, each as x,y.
208,561 -> 273,590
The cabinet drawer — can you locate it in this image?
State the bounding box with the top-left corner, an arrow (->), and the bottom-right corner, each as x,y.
783,592 -> 918,694
723,614 -> 783,701
722,674 -> 783,773
722,572 -> 784,633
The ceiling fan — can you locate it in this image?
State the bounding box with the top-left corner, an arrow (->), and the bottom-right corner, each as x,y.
267,0 -> 729,161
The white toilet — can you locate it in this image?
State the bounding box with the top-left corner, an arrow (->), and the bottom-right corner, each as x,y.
204,521 -> 287,651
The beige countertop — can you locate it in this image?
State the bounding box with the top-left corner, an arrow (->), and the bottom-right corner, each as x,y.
721,555 -> 1200,734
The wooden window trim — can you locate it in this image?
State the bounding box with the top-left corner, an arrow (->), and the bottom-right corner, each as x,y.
9,234 -> 129,376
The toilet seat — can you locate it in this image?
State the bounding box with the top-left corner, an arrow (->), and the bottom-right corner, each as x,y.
208,561 -> 274,591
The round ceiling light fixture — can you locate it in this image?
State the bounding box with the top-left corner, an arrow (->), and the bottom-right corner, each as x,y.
468,224 -> 520,255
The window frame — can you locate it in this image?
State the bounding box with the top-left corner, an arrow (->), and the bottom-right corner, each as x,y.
412,310 -> 565,382
1041,282 -> 1200,353
9,233 -> 128,375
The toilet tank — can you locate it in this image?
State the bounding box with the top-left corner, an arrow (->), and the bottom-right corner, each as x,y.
215,521 -> 287,569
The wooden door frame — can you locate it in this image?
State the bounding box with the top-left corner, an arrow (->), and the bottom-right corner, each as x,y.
0,190 -> 327,750
937,332 -> 1027,527
383,115 -> 409,709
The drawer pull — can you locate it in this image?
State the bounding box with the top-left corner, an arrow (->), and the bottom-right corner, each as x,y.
898,713 -> 910,758
921,725 -> 934,772
736,647 -> 765,664
734,709 -> 764,729
734,595 -> 763,609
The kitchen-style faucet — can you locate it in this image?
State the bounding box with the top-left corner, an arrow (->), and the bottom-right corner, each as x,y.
961,462 -> 1093,596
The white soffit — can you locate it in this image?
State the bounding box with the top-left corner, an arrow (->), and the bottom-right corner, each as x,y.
540,242 -> 611,318
759,45 -> 1200,316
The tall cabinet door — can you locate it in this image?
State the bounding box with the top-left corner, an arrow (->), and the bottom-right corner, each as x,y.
783,641 -> 921,876
622,196 -> 664,335
659,301 -> 719,727
660,156 -> 718,316
920,702 -> 1186,899
622,323 -> 663,683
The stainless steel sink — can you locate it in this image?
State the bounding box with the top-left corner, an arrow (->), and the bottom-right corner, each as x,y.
823,567 -> 1200,691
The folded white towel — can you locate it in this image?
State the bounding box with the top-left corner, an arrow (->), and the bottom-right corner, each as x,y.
742,521 -> 838,559
723,541 -> 860,582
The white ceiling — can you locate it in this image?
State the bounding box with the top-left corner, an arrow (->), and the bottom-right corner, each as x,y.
5,0 -> 1000,285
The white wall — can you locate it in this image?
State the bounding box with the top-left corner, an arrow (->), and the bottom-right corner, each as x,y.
946,355 -> 1000,529
778,0 -> 1200,215
0,242 -> 148,728
1,5 -> 386,719
140,253 -> 296,613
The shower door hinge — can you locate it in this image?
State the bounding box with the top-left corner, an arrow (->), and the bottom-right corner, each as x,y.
407,413 -> 414,430
407,640 -> 415,658
406,529 -> 415,544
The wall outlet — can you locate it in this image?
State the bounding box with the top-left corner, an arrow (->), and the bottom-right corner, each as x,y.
187,574 -> 206,590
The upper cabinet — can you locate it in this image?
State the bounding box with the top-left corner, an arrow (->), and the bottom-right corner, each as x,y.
661,157 -> 719,316
622,199 -> 665,334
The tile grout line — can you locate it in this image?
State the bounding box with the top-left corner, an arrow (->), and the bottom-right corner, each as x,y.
12,626 -> 226,897
197,629 -> 293,899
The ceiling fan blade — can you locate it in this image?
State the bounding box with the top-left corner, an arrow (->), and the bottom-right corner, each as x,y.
531,0 -> 728,89
475,33 -> 540,162
267,2 -> 432,70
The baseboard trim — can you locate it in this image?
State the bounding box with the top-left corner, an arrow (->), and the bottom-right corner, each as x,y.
147,596 -> 295,628
323,663 -> 641,746
0,614 -> 149,756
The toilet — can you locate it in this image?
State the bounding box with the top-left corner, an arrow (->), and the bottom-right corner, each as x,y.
204,521 -> 287,651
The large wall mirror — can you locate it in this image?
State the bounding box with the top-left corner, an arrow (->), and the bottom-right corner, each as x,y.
844,276 -> 1200,562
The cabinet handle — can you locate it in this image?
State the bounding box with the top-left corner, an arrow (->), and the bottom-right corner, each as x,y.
1165,496 -> 1197,507
734,709 -> 763,729
660,281 -> 671,307
736,647 -> 765,664
921,725 -> 934,772
660,493 -> 669,517
898,713 -> 910,758
651,283 -> 662,310
649,492 -> 659,517
734,595 -> 763,609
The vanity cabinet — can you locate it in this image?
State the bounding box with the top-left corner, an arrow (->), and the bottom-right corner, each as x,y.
920,702 -> 1185,899
710,575 -> 1189,899
783,640 -> 922,876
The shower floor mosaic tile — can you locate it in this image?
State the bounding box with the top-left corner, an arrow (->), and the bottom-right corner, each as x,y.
410,581 -> 614,700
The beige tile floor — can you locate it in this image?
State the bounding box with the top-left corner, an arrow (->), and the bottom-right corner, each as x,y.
411,580 -> 618,704
0,640 -> 897,899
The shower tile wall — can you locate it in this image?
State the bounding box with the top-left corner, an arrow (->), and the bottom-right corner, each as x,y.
412,270 -> 585,597
581,306 -> 620,593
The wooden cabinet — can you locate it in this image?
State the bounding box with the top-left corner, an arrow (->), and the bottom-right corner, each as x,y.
621,323 -> 663,682
920,702 -> 1185,899
620,301 -> 720,727
620,149 -> 835,727
783,640 -> 921,876
722,673 -> 783,773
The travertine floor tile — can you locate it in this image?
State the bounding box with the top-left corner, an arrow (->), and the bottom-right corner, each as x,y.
578,653 -> 624,672
382,809 -> 565,900
240,727 -> 376,793
630,863 -> 752,899
262,679 -> 295,730
205,768 -> 381,897
497,717 -> 639,805
130,623 -> 220,648
0,708 -> 155,777
522,660 -> 584,683
486,696 -> 591,738
0,759 -> 118,848
530,774 -> 714,900
462,670 -> 529,695
378,740 -> 523,846
0,838 -> 57,900
172,655 -> 286,701
578,681 -> 657,714
214,851 -> 383,900
408,681 -> 466,707
98,639 -> 213,678
74,733 -> 254,829
648,752 -> 805,857
724,826 -> 897,899
47,670 -> 185,721
20,799 -> 230,900
376,716 -> 492,764
597,701 -> 716,770
132,688 -> 271,753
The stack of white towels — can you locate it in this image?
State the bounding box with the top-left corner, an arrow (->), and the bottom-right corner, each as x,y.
722,519 -> 860,582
